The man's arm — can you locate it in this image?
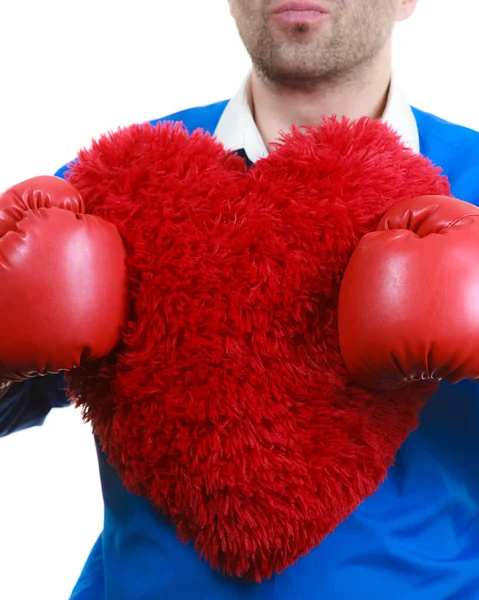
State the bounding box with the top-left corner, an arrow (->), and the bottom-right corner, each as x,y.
0,374 -> 70,437
0,175 -> 127,437
0,172 -> 78,438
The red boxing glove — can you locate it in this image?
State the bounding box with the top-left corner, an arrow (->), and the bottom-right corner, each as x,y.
338,195 -> 479,390
0,176 -> 128,380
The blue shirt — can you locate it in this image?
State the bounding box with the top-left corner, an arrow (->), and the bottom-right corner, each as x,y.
3,101 -> 479,599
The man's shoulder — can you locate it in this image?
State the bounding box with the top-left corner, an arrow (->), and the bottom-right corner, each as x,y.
149,99 -> 229,135
412,106 -> 479,202
55,100 -> 230,178
412,106 -> 479,152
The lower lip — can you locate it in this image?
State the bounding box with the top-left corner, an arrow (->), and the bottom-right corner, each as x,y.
272,10 -> 329,24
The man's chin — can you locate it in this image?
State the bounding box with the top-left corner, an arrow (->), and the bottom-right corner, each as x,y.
255,57 -> 332,87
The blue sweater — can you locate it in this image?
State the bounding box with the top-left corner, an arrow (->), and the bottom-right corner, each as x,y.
2,101 -> 479,599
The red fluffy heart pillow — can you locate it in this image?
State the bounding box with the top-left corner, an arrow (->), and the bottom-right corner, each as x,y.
66,117 -> 448,580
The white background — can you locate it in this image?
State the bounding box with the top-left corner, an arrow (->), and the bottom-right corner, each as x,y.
0,1 -> 478,599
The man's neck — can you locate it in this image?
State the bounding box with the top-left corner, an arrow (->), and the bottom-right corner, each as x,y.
249,46 -> 393,150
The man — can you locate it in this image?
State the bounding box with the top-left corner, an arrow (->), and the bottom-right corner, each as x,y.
2,1 -> 479,598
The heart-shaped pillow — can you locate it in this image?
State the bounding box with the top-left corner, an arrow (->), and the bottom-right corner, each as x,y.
66,117 -> 448,581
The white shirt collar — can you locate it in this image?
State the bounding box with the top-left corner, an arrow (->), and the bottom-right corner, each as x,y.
214,72 -> 420,162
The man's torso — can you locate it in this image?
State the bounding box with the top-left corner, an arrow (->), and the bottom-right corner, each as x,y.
68,100 -> 479,600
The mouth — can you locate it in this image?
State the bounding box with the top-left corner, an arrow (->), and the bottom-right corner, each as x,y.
272,1 -> 331,24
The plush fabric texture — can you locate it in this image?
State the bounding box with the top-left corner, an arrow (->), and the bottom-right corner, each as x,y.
66,118 -> 449,581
